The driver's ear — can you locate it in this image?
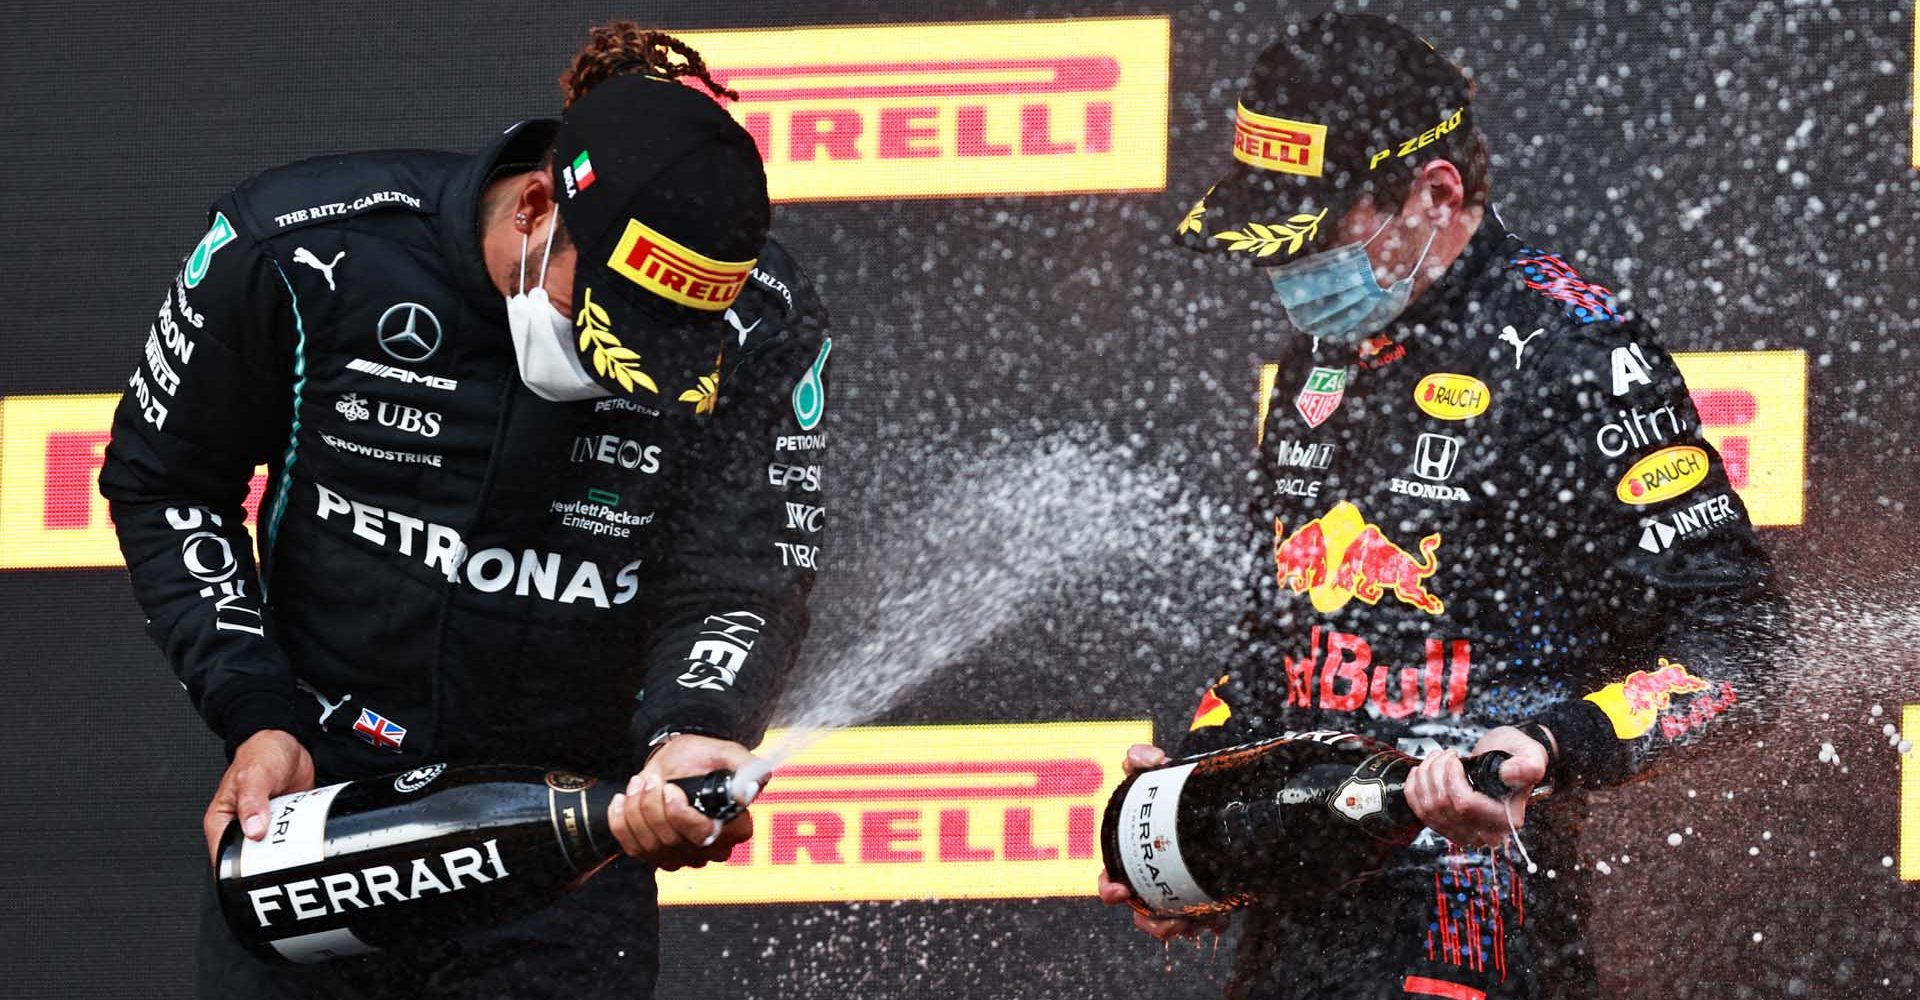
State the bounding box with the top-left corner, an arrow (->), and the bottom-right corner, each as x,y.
516,169 -> 560,233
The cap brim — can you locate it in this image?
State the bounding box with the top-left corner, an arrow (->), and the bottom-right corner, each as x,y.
571,267 -> 735,404
1176,161 -> 1366,266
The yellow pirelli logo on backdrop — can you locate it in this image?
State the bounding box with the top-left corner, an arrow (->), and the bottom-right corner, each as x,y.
673,17 -> 1170,201
1905,705 -> 1920,880
656,720 -> 1150,905
0,393 -> 265,569
1671,350 -> 1807,527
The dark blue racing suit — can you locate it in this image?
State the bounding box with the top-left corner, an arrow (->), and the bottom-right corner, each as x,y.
1177,215 -> 1787,1000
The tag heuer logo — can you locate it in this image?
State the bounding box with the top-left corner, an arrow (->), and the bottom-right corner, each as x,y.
1294,366 -> 1347,428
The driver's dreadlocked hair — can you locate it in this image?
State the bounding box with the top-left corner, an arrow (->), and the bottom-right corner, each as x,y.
560,22 -> 738,110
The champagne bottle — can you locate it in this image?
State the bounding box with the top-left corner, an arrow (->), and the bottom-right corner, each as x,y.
1099,730 -> 1514,918
216,765 -> 620,963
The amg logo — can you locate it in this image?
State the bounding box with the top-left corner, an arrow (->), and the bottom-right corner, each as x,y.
1271,440 -> 1333,470
246,838 -> 509,928
346,358 -> 457,392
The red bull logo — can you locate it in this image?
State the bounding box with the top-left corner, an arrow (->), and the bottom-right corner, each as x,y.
1584,657 -> 1716,739
1188,676 -> 1233,731
1273,502 -> 1445,615
1281,626 -> 1473,719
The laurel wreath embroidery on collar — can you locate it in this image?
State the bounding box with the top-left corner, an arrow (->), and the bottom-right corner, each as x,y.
575,286 -> 659,395
1177,200 -> 1208,235
678,352 -> 723,415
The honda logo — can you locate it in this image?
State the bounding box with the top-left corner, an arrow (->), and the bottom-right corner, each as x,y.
1412,433 -> 1462,482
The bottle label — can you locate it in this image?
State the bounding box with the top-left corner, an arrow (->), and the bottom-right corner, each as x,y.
268,927 -> 379,964
1113,762 -> 1215,912
238,782 -> 349,877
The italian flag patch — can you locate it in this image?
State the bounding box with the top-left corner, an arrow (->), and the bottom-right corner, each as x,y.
570,150 -> 596,193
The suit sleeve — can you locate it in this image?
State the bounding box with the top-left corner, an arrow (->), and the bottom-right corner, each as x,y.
98,200 -> 304,754
1519,320 -> 1790,789
627,295 -> 831,764
1175,454 -> 1293,759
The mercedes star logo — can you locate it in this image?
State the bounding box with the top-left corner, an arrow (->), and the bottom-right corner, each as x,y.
376,302 -> 443,363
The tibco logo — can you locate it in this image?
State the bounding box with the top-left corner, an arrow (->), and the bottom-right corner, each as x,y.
776,542 -> 820,569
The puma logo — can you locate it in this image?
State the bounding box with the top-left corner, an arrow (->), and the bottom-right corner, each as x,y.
297,679 -> 352,727
293,247 -> 346,291
1499,325 -> 1544,369
724,308 -> 762,345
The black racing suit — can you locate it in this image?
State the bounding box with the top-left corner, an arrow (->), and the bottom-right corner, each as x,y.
1175,214 -> 1787,1000
100,120 -> 832,998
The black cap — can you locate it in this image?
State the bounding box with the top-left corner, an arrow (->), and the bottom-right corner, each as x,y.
552,74 -> 770,400
1177,13 -> 1473,265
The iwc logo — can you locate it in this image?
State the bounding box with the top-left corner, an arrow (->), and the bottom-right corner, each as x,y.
393,763 -> 447,793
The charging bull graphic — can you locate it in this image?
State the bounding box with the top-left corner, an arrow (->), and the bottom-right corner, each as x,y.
1273,501 -> 1445,615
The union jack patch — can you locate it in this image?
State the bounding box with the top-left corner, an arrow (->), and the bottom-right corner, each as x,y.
353,708 -> 407,752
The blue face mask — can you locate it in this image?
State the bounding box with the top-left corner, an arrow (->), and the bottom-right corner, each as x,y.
1267,211 -> 1437,344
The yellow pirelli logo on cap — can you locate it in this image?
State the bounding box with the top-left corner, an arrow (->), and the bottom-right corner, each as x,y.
1232,103 -> 1327,177
606,218 -> 756,312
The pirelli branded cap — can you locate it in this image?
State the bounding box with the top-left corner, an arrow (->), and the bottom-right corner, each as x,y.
551,74 -> 770,398
1177,12 -> 1475,265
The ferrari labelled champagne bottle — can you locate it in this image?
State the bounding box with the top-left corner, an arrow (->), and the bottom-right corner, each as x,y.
1100,731 -> 1513,918
216,764 -> 620,963
217,763 -> 760,963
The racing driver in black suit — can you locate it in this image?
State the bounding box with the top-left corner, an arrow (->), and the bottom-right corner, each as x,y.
100,25 -> 831,999
1098,13 -> 1788,1000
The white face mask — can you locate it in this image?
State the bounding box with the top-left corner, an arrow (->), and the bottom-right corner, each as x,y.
505,215 -> 610,402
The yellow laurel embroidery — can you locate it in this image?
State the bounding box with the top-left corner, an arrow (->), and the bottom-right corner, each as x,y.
574,287 -> 659,395
1177,199 -> 1208,235
678,353 -> 723,415
1212,208 -> 1329,257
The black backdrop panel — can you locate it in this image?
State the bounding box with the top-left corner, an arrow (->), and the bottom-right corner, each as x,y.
2,1 -> 1917,998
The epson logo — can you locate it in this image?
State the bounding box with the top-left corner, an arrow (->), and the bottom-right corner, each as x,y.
768,463 -> 821,492
245,839 -> 509,928
346,358 -> 457,392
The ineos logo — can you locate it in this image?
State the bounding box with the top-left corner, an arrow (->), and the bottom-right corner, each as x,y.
376,302 -> 443,363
